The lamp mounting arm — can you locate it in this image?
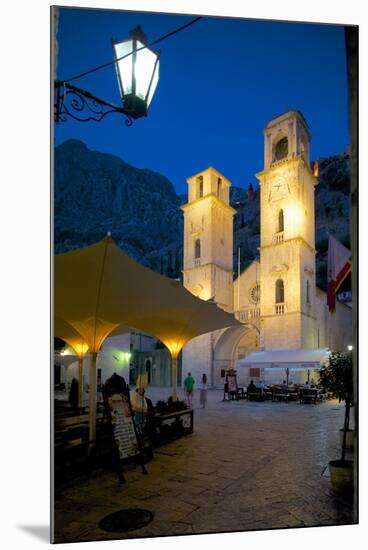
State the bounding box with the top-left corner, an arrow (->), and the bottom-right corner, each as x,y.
54,80 -> 134,126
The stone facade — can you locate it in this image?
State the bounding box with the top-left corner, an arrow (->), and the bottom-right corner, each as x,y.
134,348 -> 183,388
257,111 -> 317,350
315,287 -> 353,351
182,167 -> 236,385
182,111 -> 352,387
182,332 -> 214,387
181,167 -> 235,311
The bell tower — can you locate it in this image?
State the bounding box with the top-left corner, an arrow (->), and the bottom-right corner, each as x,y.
181,166 -> 236,386
181,166 -> 236,312
257,111 -> 317,349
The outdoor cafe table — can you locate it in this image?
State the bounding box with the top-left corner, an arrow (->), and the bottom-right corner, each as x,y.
271,386 -> 300,401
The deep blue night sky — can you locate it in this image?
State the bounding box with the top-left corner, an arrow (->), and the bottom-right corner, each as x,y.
55,8 -> 349,195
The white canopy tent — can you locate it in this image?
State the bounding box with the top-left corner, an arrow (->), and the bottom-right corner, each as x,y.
237,348 -> 331,384
238,348 -> 330,368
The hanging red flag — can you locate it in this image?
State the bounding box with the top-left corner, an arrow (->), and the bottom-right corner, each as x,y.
327,235 -> 351,312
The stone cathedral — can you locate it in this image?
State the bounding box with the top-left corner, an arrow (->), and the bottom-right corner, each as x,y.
181,111 -> 352,387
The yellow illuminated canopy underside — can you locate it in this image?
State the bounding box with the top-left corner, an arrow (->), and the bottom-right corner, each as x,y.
54,236 -> 241,356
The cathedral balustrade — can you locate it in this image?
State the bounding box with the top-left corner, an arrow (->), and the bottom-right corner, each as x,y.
271,156 -> 290,168
194,258 -> 201,267
271,151 -> 301,169
234,308 -> 260,323
275,303 -> 285,315
273,231 -> 284,243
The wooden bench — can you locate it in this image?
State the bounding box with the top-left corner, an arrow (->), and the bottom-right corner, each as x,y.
272,388 -> 290,401
288,391 -> 299,401
299,389 -> 318,404
247,388 -> 265,401
150,409 -> 193,445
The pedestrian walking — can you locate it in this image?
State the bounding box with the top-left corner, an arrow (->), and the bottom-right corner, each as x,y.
184,372 -> 195,407
199,373 -> 208,408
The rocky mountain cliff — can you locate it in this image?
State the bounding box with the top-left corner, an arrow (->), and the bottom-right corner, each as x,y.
54,140 -> 183,271
54,140 -> 351,289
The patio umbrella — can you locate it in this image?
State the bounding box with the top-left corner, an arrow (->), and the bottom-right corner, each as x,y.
55,236 -> 240,443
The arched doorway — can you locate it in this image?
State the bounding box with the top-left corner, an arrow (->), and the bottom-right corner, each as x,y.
213,324 -> 260,387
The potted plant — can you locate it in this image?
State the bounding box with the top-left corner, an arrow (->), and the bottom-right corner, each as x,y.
319,351 -> 354,495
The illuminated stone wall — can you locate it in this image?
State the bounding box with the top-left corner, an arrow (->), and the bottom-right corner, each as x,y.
263,110 -> 310,170
182,167 -> 236,384
257,111 -> 318,350
182,332 -> 213,387
182,167 -> 235,312
233,260 -> 260,312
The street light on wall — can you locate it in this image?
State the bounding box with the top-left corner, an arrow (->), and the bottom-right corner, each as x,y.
54,25 -> 160,126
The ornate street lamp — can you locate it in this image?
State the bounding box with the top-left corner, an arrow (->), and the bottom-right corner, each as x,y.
54,25 -> 160,126
112,26 -> 160,120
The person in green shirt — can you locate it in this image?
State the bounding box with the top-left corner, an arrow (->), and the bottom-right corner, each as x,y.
184,372 -> 195,407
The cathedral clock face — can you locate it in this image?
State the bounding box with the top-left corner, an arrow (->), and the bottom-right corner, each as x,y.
268,174 -> 290,203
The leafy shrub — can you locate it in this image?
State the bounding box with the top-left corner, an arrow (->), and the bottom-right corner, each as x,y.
319,351 -> 353,402
319,351 -> 353,462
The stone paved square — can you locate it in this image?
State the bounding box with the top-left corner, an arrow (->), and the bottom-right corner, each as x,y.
53,389 -> 356,543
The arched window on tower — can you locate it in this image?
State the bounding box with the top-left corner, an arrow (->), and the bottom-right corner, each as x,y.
273,136 -> 288,162
278,209 -> 284,232
217,177 -> 222,198
275,279 -> 284,304
197,175 -> 204,198
194,239 -> 201,259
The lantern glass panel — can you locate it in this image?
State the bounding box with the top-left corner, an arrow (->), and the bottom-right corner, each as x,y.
147,59 -> 159,107
114,40 -> 133,96
135,40 -> 159,101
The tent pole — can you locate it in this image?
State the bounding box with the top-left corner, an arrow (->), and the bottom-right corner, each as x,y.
88,351 -> 98,449
172,355 -> 177,401
78,356 -> 84,408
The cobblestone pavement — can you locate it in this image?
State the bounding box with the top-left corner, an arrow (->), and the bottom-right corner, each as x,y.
53,389 -> 356,543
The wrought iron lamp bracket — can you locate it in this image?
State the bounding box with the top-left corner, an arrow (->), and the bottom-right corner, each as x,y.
54,81 -> 134,126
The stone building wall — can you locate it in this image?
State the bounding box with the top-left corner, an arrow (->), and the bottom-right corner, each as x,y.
315,287 -> 352,351
182,332 -> 213,387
